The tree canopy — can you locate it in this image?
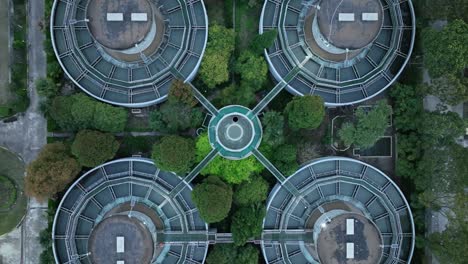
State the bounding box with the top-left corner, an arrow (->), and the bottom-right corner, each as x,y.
285,95 -> 325,130
152,136 -> 196,174
71,130 -> 120,167
149,102 -> 203,133
422,19 -> 468,78
250,29 -> 278,55
260,143 -> 299,176
49,94 -> 128,132
233,176 -> 269,206
234,52 -> 268,88
195,134 -> 264,183
192,176 -> 232,223
262,111 -> 285,146
231,203 -> 266,246
338,100 -> 392,148
199,25 -> 235,89
25,143 -> 81,200
206,244 -> 259,264
168,79 -> 198,107
428,74 -> 468,105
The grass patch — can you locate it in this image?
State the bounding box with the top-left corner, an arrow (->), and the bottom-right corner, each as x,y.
0,148 -> 26,235
0,176 -> 17,210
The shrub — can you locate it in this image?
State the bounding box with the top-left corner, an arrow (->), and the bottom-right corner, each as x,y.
285,95 -> 325,130
192,176 -> 232,223
152,136 -> 196,174
71,130 -> 120,167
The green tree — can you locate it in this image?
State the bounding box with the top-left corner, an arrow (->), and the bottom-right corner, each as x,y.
428,74 -> 468,105
192,176 -> 232,223
338,101 -> 392,148
422,19 -> 468,78
285,95 -> 325,130
206,244 -> 259,264
168,79 -> 198,107
420,111 -> 465,146
195,134 -> 264,183
199,25 -> 235,88
231,203 -> 266,246
71,130 -> 120,167
233,176 -> 269,206
49,94 -> 128,132
152,136 -> 195,174
262,111 -> 285,146
262,143 -> 299,176
234,52 -> 268,88
36,78 -> 58,100
250,29 -> 278,55
389,84 -> 424,132
218,83 -> 257,108
93,103 -> 128,133
25,143 -> 81,200
49,96 -> 76,131
149,102 -> 203,133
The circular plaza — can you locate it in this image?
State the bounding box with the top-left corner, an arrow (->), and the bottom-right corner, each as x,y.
50,0 -> 208,107
261,157 -> 415,264
52,158 -> 209,264
260,0 -> 416,106
208,105 -> 262,160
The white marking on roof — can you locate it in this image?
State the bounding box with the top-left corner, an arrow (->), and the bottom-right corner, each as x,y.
107,13 -> 124,22
338,13 -> 355,22
131,13 -> 148,22
362,13 -> 379,21
116,236 -> 125,253
117,261 -> 125,264
346,218 -> 355,235
346,242 -> 355,259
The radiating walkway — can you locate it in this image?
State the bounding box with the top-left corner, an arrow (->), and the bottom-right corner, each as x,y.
169,148 -> 219,198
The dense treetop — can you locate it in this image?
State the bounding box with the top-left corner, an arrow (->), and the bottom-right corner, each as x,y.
285,95 -> 325,130
191,176 -> 233,223
25,143 -> 81,201
71,130 -> 120,167
195,134 -> 264,183
152,136 -> 196,175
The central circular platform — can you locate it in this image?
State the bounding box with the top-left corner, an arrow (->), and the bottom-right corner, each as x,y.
208,105 -> 262,160
88,214 -> 154,264
316,212 -> 383,264
87,0 -> 154,50
317,0 -> 383,50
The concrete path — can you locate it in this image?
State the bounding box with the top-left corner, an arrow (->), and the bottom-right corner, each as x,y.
0,0 -> 48,263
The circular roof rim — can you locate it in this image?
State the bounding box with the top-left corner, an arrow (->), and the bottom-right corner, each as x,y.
263,156 -> 415,262
49,0 -> 209,108
259,0 -> 417,106
51,157 -> 201,263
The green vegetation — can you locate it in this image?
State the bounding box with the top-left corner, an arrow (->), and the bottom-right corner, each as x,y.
49,94 -> 128,132
192,176 -> 233,223
427,74 -> 468,105
250,29 -> 278,55
338,101 -> 392,148
71,130 -> 120,167
285,95 -> 325,130
206,244 -> 259,264
199,25 -> 235,88
152,136 -> 195,174
422,19 -> 468,78
0,176 -> 17,210
233,176 -> 269,206
0,148 -> 26,235
196,133 -> 264,183
25,143 -> 81,201
262,111 -> 285,146
2,0 -> 30,115
231,203 -> 266,245
44,0 -> 63,83
39,200 -> 58,264
234,52 -> 268,88
36,78 -> 59,103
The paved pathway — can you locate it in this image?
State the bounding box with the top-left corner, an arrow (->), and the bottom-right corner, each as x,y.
0,0 -> 47,263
